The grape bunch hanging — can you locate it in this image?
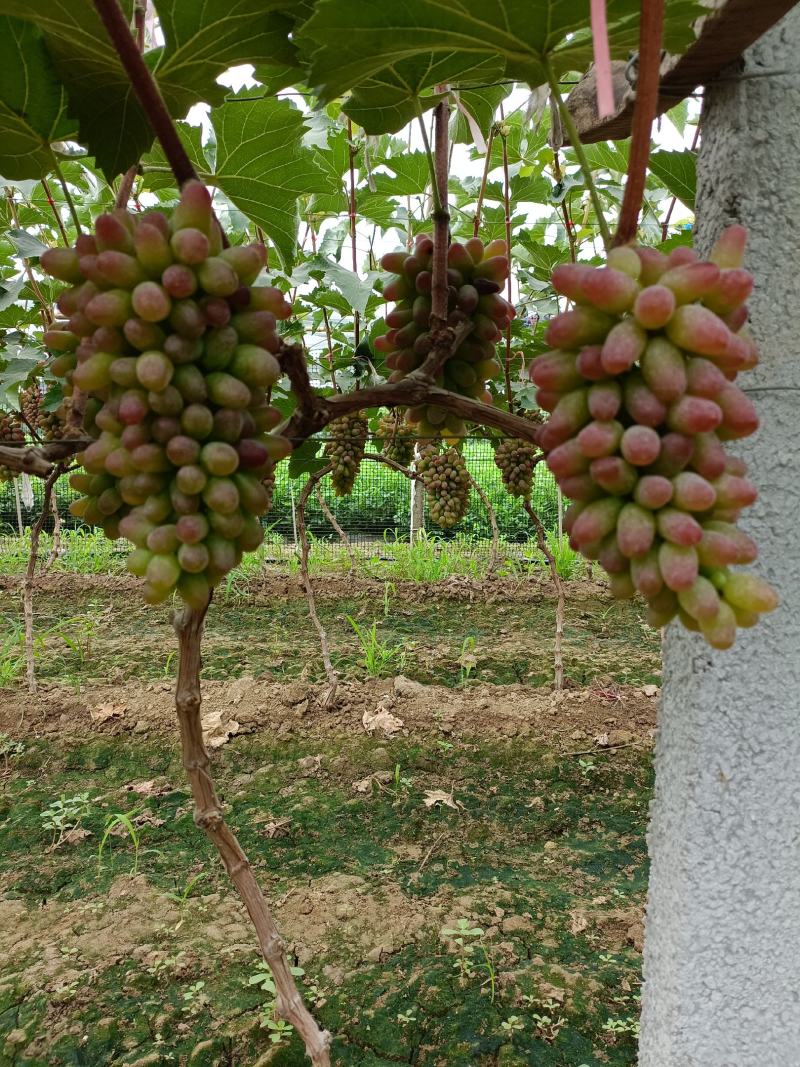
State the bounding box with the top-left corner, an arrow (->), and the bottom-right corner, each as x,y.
0,411 -> 24,482
417,443 -> 470,528
533,227 -> 778,648
40,180 -> 292,608
493,411 -> 544,500
324,411 -> 368,495
377,234 -> 515,442
377,411 -> 414,468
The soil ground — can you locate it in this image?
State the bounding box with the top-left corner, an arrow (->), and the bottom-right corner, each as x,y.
0,569 -> 660,1066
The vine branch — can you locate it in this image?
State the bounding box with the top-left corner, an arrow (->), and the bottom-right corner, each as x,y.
173,603 -> 332,1063
614,0 -> 665,246
523,499 -> 565,691
93,0 -> 198,187
296,466 -> 339,705
430,92 -> 451,324
23,464 -> 63,694
544,58 -> 611,249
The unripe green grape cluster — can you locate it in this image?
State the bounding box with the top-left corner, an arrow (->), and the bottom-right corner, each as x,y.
377,234 -> 515,443
40,180 -> 292,608
533,226 -> 778,648
377,412 -> 414,468
417,443 -> 470,528
324,410 -> 369,496
493,412 -> 543,500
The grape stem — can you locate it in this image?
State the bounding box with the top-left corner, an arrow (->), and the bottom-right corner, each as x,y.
473,126 -> 495,238
173,602 -> 333,1064
296,466 -> 340,704
543,57 -> 612,250
22,464 -> 63,695
523,499 -> 565,690
430,92 -> 451,321
614,0 -> 665,246
499,108 -> 514,413
49,154 -> 83,236
40,177 -> 69,244
346,119 -> 361,350
92,0 -> 197,186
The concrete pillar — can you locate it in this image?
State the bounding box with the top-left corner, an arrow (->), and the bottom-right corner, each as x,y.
639,10 -> 800,1064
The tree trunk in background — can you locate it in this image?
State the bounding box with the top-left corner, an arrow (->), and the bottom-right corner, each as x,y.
639,11 -> 800,1065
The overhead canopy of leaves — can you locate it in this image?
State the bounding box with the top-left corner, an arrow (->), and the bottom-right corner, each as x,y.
0,17 -> 72,180
300,0 -> 702,131
0,0 -> 301,179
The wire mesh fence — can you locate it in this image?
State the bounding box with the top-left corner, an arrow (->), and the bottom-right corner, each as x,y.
0,438 -> 560,562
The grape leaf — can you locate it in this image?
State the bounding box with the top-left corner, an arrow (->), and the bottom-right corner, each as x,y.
0,17 -> 72,180
7,229 -> 48,259
343,55 -> 501,135
301,0 -> 702,107
0,0 -> 299,179
372,153 -> 433,197
209,95 -> 339,270
649,149 -> 696,210
451,84 -> 512,146
154,0 -> 299,110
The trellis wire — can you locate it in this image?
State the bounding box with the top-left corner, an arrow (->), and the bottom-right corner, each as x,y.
0,438 -> 560,559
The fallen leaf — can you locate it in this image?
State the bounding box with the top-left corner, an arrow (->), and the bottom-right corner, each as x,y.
125,779 -> 169,797
569,910 -> 589,935
201,709 -> 240,748
48,827 -> 93,851
642,683 -> 660,698
90,703 -> 126,723
258,818 -> 292,839
362,700 -> 404,738
422,789 -> 461,811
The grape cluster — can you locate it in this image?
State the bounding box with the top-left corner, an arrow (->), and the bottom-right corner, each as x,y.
377,412 -> 414,468
417,443 -> 470,528
377,234 -> 515,442
533,227 -> 778,648
39,180 -> 292,608
494,412 -> 543,499
21,385 -> 68,441
0,411 -> 24,443
324,411 -> 368,496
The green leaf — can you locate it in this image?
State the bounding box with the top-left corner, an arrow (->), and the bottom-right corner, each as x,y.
307,256 -> 381,319
302,1 -> 702,106
155,0 -> 298,113
451,84 -> 511,146
210,95 -> 339,270
514,235 -> 568,280
7,229 -> 48,259
649,149 -> 696,210
0,0 -> 300,178
139,122 -> 209,192
252,63 -> 301,95
372,152 -> 432,197
288,438 -> 325,478
343,56 -> 501,135
0,17 -> 71,180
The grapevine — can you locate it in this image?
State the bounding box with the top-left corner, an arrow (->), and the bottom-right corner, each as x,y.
39,180 -> 293,608
493,412 -> 544,500
533,226 -> 778,648
377,411 -> 414,468
377,233 -> 516,442
324,410 -> 368,495
21,386 -> 69,442
417,443 -> 471,528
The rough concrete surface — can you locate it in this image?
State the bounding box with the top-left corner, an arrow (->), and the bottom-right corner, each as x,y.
640,9 -> 800,1065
